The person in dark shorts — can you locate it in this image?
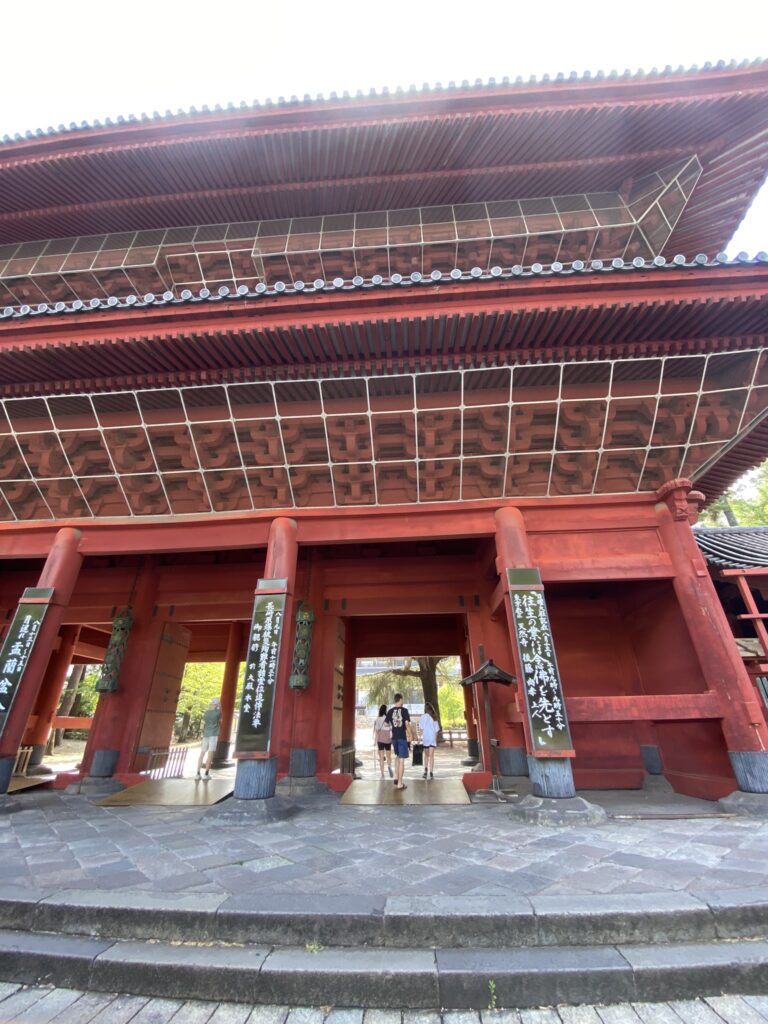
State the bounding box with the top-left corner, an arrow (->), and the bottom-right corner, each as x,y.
373,703 -> 394,779
385,693 -> 413,790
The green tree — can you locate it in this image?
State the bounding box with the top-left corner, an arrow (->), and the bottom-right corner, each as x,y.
435,682 -> 466,727
359,656 -> 462,728
176,662 -> 235,738
699,458 -> 768,527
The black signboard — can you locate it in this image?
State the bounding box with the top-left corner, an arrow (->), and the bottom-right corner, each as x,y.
507,569 -> 573,755
0,587 -> 54,739
234,579 -> 288,754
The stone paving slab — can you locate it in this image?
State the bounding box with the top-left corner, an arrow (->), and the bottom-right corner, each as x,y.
0,790 -> 766,907
2,990 -> 768,1023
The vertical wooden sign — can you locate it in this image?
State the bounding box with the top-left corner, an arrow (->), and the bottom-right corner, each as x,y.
0,587 -> 54,739
507,568 -> 574,756
234,580 -> 287,755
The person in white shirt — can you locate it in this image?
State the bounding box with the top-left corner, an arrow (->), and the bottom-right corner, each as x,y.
419,702 -> 439,779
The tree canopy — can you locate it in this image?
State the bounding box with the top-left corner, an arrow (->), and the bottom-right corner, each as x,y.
700,458 -> 768,527
358,656 -> 465,726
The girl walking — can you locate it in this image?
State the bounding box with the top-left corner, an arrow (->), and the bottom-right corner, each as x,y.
373,703 -> 393,779
420,702 -> 439,779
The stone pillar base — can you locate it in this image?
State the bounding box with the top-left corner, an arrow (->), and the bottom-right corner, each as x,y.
27,743 -> 46,768
509,794 -> 607,826
497,746 -> 529,777
0,756 -> 14,795
527,755 -> 576,798
640,744 -> 664,775
26,745 -> 55,775
729,751 -> 768,794
210,740 -> 234,769
234,757 -> 278,800
461,737 -> 480,766
718,790 -> 768,816
289,747 -> 317,778
90,748 -> 120,778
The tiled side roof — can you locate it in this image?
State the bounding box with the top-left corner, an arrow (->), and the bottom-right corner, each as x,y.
695,526 -> 768,568
2,251 -> 766,323
1,58 -> 763,147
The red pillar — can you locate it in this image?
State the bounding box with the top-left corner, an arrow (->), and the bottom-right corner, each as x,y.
24,625 -> 81,767
266,517 -> 298,772
341,626 -> 357,774
465,612 -> 493,774
0,528 -> 83,792
83,559 -> 161,778
495,506 -> 576,797
212,621 -> 244,767
656,480 -> 768,794
460,650 -> 480,765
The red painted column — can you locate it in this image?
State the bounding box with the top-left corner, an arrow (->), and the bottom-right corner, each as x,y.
495,506 -> 576,798
234,517 -> 298,798
460,650 -> 480,765
465,612 -> 492,774
212,621 -> 244,767
264,517 -> 299,774
311,606 -> 337,777
82,558 -> 161,778
341,627 -> 358,774
24,625 -> 81,767
656,480 -> 768,794
0,528 -> 83,792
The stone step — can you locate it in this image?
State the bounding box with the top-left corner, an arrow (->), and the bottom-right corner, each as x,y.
0,929 -> 767,1009
0,885 -> 766,948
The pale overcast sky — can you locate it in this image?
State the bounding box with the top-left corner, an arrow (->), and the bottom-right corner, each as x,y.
2,0 -> 766,254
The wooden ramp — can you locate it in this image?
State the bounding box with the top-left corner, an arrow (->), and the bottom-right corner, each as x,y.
98,778 -> 233,807
8,776 -> 53,793
341,778 -> 470,806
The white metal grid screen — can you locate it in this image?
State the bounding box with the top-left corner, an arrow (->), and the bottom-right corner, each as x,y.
0,157 -> 701,309
0,347 -> 764,521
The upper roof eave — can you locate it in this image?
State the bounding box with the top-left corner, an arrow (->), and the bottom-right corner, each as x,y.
2,57 -> 765,154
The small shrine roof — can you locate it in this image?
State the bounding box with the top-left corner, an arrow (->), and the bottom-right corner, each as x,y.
694,525 -> 768,569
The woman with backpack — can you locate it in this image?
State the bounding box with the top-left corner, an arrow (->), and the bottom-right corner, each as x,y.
373,703 -> 394,779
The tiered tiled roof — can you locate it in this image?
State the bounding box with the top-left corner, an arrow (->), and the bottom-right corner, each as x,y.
695,526 -> 768,568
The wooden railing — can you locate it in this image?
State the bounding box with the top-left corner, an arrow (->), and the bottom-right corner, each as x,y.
441,728 -> 468,747
142,746 -> 188,780
13,747 -> 33,777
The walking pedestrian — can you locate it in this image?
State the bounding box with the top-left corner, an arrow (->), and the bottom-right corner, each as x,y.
385,693 -> 413,790
373,703 -> 394,779
419,702 -> 439,779
196,697 -> 221,780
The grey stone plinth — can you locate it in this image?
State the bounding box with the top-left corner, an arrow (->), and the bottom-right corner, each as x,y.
0,758 -> 14,795
640,744 -> 664,774
497,746 -> 528,776
234,756 -> 278,800
211,739 -> 233,769
508,794 -> 607,826
718,790 -> 768,816
289,747 -> 317,778
89,748 -> 119,778
729,751 -> 768,793
462,738 -> 480,766
527,755 -> 576,798
65,777 -> 127,798
642,773 -> 673,793
27,743 -> 46,768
